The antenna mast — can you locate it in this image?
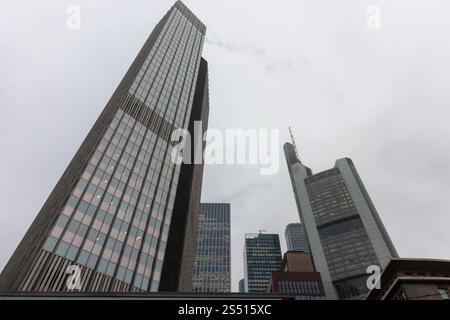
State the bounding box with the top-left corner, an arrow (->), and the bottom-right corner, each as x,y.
289,126 -> 299,159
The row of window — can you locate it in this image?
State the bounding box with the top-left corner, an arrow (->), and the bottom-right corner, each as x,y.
42,107 -> 181,291
278,280 -> 321,295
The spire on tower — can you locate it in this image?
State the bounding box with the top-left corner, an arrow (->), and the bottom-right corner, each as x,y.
289,126 -> 300,160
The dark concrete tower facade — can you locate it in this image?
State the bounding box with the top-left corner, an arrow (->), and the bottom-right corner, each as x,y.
284,142 -> 398,300
0,1 -> 208,293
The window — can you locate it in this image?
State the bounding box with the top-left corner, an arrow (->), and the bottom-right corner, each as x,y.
318,216 -> 365,240
43,236 -> 58,252
77,250 -> 90,265
334,276 -> 369,299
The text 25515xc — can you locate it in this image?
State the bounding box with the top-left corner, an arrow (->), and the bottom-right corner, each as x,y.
222,304 -> 272,315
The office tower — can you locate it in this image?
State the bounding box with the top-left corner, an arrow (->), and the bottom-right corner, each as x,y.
284,141 -> 398,300
238,278 -> 245,293
285,223 -> 309,252
0,1 -> 208,293
268,252 -> 326,299
192,203 -> 231,293
244,232 -> 282,293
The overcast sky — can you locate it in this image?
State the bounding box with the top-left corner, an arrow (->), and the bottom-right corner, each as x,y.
1,0 -> 450,292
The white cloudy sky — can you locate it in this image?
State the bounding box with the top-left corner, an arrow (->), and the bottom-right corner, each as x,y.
1,0 -> 450,292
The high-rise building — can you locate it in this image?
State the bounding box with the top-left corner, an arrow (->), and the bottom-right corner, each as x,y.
192,203 -> 231,293
284,141 -> 398,300
285,223 -> 309,252
0,1 -> 208,293
244,232 -> 282,293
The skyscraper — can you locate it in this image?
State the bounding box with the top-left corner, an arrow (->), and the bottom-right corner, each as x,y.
244,232 -> 282,293
285,223 -> 309,252
284,141 -> 398,300
192,203 -> 231,293
0,1 -> 208,293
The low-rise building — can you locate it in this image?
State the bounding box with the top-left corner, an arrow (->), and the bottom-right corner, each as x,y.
268,251 -> 326,299
367,258 -> 450,300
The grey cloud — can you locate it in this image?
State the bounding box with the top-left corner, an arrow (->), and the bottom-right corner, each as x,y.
206,32 -> 266,57
222,180 -> 272,205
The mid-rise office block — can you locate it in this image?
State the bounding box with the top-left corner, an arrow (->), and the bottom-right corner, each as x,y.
192,203 -> 231,293
244,232 -> 282,293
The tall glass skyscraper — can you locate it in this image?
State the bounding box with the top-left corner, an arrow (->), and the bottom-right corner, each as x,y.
192,203 -> 231,293
284,142 -> 398,300
0,1 -> 208,293
244,233 -> 282,293
285,223 -> 309,252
